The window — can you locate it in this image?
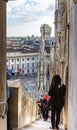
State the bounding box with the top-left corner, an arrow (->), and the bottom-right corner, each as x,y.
32,63 -> 34,67
17,64 -> 19,68
22,64 -> 24,68
12,59 -> 14,62
22,70 -> 24,73
12,65 -> 14,69
27,63 -> 29,67
27,69 -> 29,73
17,59 -> 19,61
27,58 -> 29,61
32,58 -> 34,60
22,58 -> 24,61
32,69 -> 34,73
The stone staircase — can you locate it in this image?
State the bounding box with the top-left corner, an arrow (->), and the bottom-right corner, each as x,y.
22,118 -> 64,130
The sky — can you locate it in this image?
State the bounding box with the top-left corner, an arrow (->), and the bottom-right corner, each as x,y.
7,0 -> 55,37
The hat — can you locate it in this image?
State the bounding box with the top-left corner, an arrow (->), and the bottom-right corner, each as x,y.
43,95 -> 49,100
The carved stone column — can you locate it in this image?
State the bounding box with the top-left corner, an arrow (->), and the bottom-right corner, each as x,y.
68,3 -> 77,130
0,0 -> 7,130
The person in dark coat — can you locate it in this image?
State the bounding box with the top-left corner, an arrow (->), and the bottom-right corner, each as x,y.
48,74 -> 66,130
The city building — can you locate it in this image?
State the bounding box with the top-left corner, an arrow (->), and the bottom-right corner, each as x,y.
6,48 -> 38,76
6,44 -> 51,77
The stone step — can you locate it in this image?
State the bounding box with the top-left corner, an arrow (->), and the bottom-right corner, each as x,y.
22,118 -> 64,130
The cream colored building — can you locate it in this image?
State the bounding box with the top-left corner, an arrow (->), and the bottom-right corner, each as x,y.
6,50 -> 38,75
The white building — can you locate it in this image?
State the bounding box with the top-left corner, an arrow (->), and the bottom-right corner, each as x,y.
6,48 -> 38,75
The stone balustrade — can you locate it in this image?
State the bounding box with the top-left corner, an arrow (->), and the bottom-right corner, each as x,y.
8,80 -> 40,130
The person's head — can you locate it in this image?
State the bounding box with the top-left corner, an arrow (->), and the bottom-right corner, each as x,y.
44,91 -> 48,95
51,74 -> 61,88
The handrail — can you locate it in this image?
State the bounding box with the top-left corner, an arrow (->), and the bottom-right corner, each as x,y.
0,102 -> 8,119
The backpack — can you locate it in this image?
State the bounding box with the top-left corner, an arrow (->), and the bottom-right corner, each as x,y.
42,100 -> 49,110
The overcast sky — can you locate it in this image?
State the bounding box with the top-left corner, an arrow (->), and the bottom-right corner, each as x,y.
7,0 -> 55,37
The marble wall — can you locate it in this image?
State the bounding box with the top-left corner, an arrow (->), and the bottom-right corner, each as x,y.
8,81 -> 39,130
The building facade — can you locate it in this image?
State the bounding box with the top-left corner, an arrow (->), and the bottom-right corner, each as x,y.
6,49 -> 38,75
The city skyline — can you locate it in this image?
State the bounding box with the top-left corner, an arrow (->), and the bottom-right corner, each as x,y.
7,0 -> 55,37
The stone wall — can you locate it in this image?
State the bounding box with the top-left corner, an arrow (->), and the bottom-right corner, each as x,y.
53,0 -> 68,129
54,1 -> 77,130
68,3 -> 77,130
8,81 -> 39,130
9,87 -> 18,128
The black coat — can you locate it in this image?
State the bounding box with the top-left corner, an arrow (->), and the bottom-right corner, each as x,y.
48,84 -> 66,108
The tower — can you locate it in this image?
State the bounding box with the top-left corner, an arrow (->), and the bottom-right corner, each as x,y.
37,24 -> 51,98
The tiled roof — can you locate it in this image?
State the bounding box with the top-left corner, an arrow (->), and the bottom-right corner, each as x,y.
6,46 -> 50,53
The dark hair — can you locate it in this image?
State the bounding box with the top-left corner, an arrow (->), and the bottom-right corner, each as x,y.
51,74 -> 61,90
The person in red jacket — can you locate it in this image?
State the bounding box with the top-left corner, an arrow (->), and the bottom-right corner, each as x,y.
41,92 -> 50,121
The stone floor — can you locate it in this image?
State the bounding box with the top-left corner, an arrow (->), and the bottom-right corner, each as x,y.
22,118 -> 52,130
22,118 -> 63,130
